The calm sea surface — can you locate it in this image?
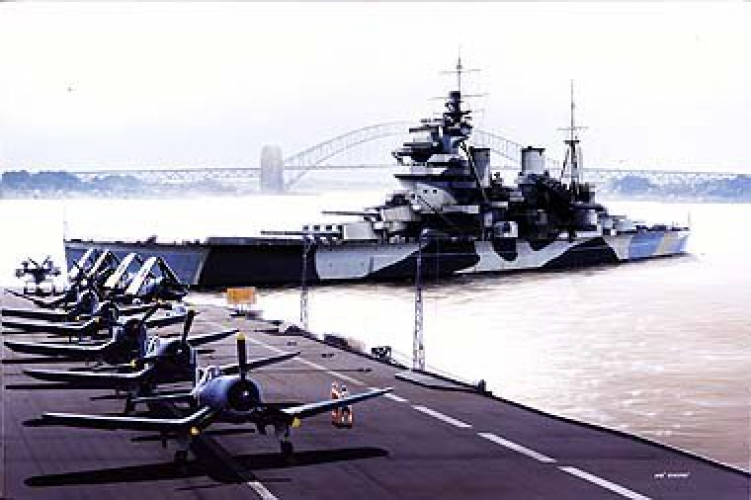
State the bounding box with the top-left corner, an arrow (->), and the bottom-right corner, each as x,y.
1,193 -> 749,470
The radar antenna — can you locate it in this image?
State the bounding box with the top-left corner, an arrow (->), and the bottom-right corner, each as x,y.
440,55 -> 480,94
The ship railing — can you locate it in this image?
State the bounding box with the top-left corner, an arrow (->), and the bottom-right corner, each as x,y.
384,347 -> 486,391
313,331 -> 487,393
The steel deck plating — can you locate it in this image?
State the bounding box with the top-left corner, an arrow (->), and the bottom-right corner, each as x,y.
1,291 -> 747,500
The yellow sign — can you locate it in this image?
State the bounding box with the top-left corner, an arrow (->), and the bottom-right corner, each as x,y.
226,287 -> 256,305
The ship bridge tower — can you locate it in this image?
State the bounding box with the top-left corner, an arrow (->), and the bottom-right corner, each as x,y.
440,56 -> 479,154
393,56 -> 479,164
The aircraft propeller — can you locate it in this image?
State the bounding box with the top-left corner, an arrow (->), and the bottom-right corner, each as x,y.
237,332 -> 248,381
140,308 -> 197,365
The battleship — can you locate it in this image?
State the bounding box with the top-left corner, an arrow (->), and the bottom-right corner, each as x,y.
65,65 -> 689,287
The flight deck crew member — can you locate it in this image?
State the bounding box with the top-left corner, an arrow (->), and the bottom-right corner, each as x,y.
339,384 -> 353,428
331,381 -> 341,426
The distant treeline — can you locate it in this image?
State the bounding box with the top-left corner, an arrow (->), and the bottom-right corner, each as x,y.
0,170 -> 230,197
2,170 -> 142,193
609,174 -> 751,200
1,169 -> 749,200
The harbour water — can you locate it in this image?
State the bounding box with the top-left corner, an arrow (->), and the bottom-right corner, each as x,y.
1,192 -> 749,470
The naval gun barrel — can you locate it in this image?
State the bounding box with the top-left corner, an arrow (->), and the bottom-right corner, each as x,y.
321,210 -> 378,218
260,230 -> 341,239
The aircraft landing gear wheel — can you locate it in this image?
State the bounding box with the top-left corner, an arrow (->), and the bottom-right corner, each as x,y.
280,441 -> 294,462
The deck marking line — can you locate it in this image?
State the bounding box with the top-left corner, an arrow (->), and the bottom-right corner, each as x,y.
245,334 -> 366,385
295,357 -> 330,371
412,406 -> 472,428
245,337 -> 287,355
324,369 -> 365,386
247,480 -> 280,500
477,432 -> 556,463
559,466 -> 652,500
293,356 -> 366,386
377,391 -> 408,403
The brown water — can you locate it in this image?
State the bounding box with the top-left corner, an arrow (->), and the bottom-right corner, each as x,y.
233,201 -> 751,471
2,197 -> 749,470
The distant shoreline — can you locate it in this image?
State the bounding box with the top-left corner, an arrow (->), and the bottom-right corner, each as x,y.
2,189 -> 749,204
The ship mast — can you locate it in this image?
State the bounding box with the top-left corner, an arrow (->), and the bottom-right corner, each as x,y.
559,80 -> 587,196
441,54 -> 481,96
442,55 -> 465,93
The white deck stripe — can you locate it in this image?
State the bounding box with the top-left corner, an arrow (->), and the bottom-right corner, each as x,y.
295,357 -> 330,371
247,480 -> 280,500
294,356 -> 365,386
412,406 -> 472,428
477,432 -> 556,463
559,466 -> 652,500
246,336 -> 365,386
246,337 -> 286,355
378,387 -> 409,403
324,369 -> 365,386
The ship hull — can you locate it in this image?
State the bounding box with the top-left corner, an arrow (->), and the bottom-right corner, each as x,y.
65,230 -> 689,288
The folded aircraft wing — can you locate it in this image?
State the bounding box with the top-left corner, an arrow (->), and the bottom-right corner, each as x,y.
1,317 -> 98,336
221,350 -> 300,375
282,387 -> 392,420
186,328 -> 239,348
86,251 -> 118,280
144,313 -> 191,330
155,257 -> 183,285
42,405 -> 215,432
124,257 -> 158,297
24,366 -> 153,389
104,253 -> 142,291
69,248 -> 98,282
3,339 -> 107,359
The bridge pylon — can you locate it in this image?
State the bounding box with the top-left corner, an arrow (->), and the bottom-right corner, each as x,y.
260,145 -> 285,192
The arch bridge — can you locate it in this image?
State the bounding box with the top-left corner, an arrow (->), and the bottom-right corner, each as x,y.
70,122 -> 742,189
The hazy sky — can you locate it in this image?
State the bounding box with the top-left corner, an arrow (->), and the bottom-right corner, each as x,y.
0,3 -> 749,172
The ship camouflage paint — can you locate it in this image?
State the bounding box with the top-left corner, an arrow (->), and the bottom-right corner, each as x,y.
65,230 -> 689,287
64,60 -> 689,287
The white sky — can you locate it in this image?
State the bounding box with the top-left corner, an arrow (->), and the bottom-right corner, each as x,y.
0,2 -> 749,172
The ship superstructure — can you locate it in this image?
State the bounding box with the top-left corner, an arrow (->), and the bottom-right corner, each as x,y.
308,75 -> 627,246
65,62 -> 689,287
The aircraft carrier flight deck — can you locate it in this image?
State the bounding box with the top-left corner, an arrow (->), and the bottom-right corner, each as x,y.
1,290 -> 747,500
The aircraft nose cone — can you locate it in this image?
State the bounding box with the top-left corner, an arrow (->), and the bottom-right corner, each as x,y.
228,379 -> 259,412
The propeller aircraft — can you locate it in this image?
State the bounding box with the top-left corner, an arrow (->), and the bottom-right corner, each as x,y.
42,333 -> 392,463
14,256 -> 61,294
3,301 -> 191,344
17,310 -> 241,411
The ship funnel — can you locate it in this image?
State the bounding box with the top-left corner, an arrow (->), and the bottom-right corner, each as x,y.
521,147 -> 546,176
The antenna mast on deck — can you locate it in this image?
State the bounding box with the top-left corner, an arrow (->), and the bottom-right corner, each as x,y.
300,235 -> 313,330
558,80 -> 587,195
413,236 -> 425,371
440,54 -> 480,94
